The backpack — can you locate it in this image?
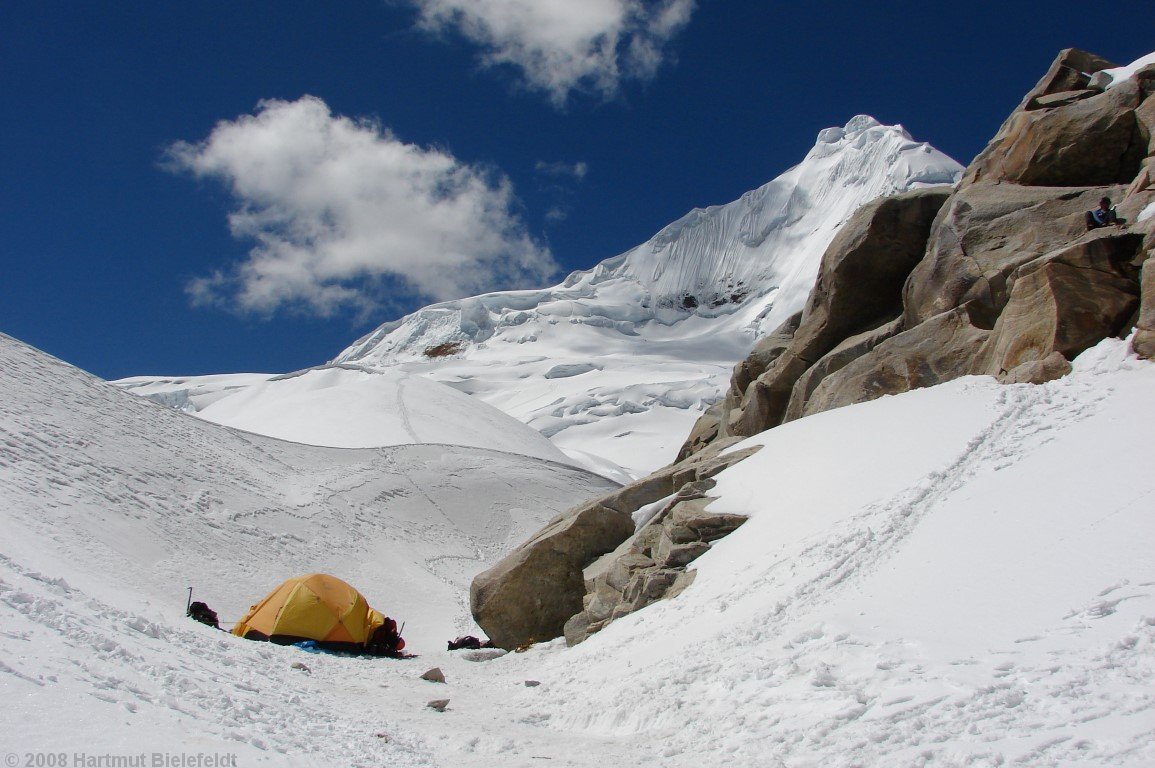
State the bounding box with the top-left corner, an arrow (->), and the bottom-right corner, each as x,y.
188,601 -> 220,629
365,617 -> 406,657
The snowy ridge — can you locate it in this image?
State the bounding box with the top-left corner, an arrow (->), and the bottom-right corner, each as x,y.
326,116 -> 962,477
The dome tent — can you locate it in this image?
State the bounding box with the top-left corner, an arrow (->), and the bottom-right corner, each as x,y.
232,573 -> 403,655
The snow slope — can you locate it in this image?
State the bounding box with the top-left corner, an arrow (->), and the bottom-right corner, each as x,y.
115,366 -> 574,465
510,338 -> 1155,765
0,331 -> 616,764
326,116 -> 963,478
1104,50 -> 1155,87
5,331 -> 1153,766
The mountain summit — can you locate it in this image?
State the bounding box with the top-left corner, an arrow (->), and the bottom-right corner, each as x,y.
333,116 -> 962,477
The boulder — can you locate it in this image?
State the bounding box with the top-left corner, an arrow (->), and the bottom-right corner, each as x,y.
473,437 -> 759,649
1028,89 -> 1098,110
904,183 -> 1129,327
976,267 -> 1138,378
973,232 -> 1142,376
998,351 -> 1072,385
801,305 -> 990,418
470,499 -> 635,650
1017,48 -> 1117,110
1088,71 -> 1114,92
675,403 -> 722,463
1134,258 -> 1155,359
563,491 -> 747,645
654,533 -> 711,569
670,445 -> 759,489
668,497 -> 748,542
420,668 -> 446,684
562,612 -> 598,647
727,353 -> 810,438
963,77 -> 1146,188
729,312 -> 802,396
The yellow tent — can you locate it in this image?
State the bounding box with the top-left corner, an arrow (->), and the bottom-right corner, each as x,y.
232,573 -> 388,651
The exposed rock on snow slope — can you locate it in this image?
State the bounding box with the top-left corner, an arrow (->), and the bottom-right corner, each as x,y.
522,338 -> 1155,766
326,116 -> 962,477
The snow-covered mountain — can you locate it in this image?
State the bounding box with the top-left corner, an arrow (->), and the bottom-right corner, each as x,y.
331,116 -> 962,477
115,117 -> 960,480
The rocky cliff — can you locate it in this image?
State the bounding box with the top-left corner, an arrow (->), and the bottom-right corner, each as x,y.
684,48 -> 1155,455
472,49 -> 1155,649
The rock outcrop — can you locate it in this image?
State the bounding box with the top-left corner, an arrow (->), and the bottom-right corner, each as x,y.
1135,258 -> 1155,358
680,49 -> 1155,458
473,49 -> 1155,650
694,187 -> 953,445
563,480 -> 749,646
471,440 -> 758,649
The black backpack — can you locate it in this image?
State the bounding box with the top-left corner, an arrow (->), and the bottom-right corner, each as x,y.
188,601 -> 220,629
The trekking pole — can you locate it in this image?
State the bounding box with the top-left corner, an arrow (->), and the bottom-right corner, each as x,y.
186,586 -> 193,616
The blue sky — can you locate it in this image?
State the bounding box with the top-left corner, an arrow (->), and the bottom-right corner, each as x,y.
1,2 -> 1150,379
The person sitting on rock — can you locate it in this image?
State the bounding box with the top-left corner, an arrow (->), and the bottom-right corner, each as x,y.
1086,197 -> 1124,230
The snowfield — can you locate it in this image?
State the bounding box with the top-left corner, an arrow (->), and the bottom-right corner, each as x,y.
3,329 -> 1153,766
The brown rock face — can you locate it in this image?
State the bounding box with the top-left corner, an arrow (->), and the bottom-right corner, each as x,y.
715,187 -> 953,443
564,487 -> 749,646
998,352 -> 1072,385
800,305 -> 990,418
782,319 -> 902,423
1018,48 -> 1118,111
903,183 -> 1129,327
1134,258 -> 1155,359
974,233 -> 1142,375
964,81 -> 1145,187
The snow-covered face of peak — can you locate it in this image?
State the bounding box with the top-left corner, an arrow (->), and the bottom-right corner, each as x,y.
811,116 -> 916,157
329,118 -> 961,476
842,114 -> 882,135
816,115 -> 896,145
337,117 -> 961,367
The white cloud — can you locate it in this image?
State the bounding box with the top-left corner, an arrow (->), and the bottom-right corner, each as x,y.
409,0 -> 696,106
167,96 -> 556,318
535,160 -> 589,181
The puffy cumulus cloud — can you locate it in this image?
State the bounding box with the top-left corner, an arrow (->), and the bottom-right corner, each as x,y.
409,0 -> 696,106
167,96 -> 556,317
